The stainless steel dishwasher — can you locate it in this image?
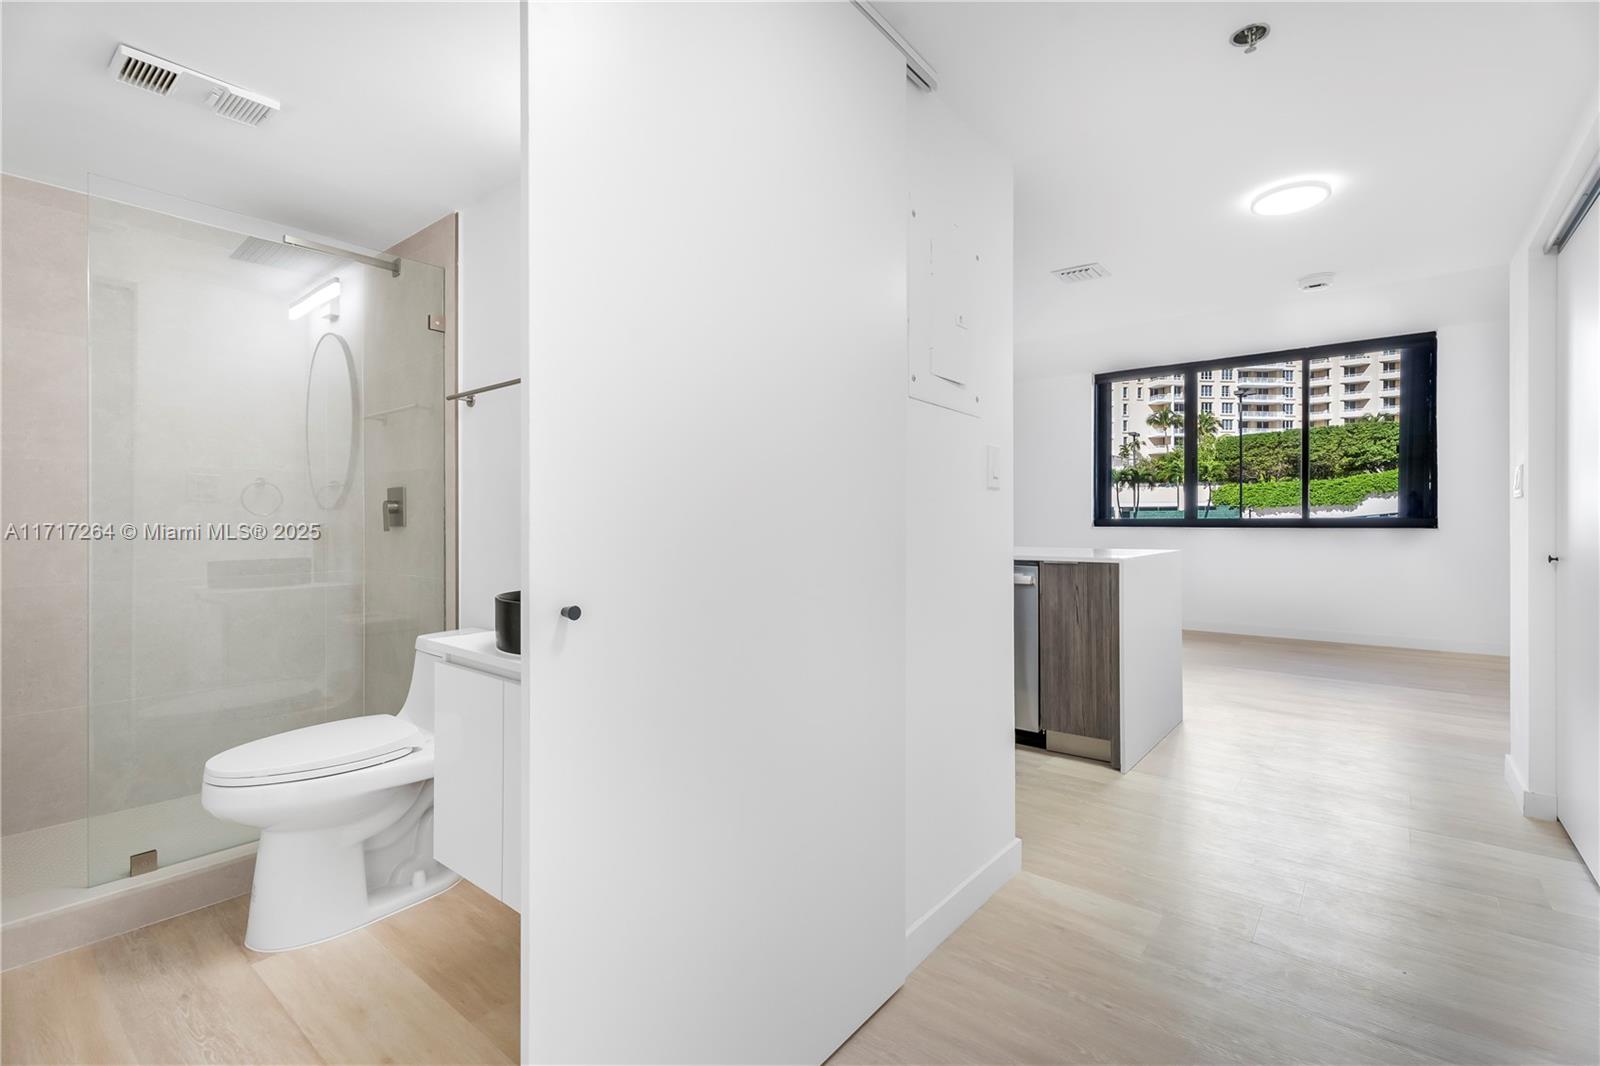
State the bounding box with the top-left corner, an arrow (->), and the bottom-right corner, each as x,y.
1014,564 -> 1040,733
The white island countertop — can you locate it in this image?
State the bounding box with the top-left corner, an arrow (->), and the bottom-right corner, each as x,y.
1014,546 -> 1178,564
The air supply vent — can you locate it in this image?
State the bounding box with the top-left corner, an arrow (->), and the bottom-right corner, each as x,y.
208,88 -> 276,127
1050,262 -> 1110,284
1297,272 -> 1336,292
107,44 -> 279,127
111,46 -> 182,95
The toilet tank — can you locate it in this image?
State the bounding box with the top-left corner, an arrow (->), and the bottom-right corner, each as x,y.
397,647 -> 445,731
403,630 -> 519,733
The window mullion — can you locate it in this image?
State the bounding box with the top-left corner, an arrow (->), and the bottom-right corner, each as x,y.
1300,355 -> 1310,520
1183,369 -> 1198,521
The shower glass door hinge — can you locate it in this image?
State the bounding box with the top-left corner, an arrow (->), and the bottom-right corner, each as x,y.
130,849 -> 158,877
427,314 -> 445,333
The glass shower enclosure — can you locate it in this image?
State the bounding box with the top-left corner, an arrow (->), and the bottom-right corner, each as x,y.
83,190 -> 447,886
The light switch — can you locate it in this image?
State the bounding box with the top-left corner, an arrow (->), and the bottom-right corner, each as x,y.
986,445 -> 1002,490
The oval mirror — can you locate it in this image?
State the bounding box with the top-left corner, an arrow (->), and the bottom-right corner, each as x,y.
305,332 -> 358,510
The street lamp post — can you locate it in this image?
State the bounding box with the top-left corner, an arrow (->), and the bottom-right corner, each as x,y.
1234,386 -> 1251,518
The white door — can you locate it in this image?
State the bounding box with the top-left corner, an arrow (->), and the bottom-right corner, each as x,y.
1556,199 -> 1599,878
522,5 -> 908,1062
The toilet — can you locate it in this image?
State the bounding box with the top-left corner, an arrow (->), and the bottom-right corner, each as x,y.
201,646 -> 457,952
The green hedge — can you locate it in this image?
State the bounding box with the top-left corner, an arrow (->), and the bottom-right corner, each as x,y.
1219,417 -> 1401,480
1209,469 -> 1398,511
1126,418 -> 1400,485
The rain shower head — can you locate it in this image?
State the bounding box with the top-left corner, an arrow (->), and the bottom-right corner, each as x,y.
229,236 -> 345,274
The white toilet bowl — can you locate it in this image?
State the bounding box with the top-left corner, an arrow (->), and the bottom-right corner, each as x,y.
201,648 -> 458,952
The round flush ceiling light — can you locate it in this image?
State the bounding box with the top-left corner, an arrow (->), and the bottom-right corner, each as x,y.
1251,180 -> 1333,216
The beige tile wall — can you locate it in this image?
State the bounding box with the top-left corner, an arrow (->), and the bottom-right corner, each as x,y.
2,176 -> 91,836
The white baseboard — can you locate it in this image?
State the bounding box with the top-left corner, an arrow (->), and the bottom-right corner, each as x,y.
1185,620 -> 1508,658
1504,753 -> 1558,821
904,837 -> 1020,974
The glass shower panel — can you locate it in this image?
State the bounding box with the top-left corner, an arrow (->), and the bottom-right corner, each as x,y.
86,191 -> 445,886
360,256 -> 448,717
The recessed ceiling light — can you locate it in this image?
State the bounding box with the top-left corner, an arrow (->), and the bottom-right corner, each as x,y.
1251,181 -> 1332,216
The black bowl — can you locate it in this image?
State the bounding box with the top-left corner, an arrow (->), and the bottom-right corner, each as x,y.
494,591 -> 521,654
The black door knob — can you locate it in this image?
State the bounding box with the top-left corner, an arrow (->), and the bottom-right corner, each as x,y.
560,605 -> 583,620
1549,555 -> 1561,563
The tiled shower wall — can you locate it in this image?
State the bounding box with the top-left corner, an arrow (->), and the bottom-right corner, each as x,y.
1,175 -> 91,837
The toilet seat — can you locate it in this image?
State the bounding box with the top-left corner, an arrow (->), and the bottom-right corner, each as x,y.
204,715 -> 423,788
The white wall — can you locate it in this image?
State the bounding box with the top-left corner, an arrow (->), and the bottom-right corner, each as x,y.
1016,268 -> 1511,655
1505,103 -> 1599,816
457,180 -> 523,630
902,85 -> 1019,971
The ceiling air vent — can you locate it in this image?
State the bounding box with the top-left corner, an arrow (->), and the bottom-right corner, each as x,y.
107,44 -> 279,127
1298,272 -> 1336,292
1050,262 -> 1110,284
207,87 -> 277,127
110,45 -> 182,95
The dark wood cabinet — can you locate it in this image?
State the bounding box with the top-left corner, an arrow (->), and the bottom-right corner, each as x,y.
1038,561 -> 1121,766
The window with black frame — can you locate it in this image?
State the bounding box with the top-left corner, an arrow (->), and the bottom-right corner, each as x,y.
1094,333 -> 1437,527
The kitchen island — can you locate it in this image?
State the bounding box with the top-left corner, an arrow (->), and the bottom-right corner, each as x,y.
1013,547 -> 1182,772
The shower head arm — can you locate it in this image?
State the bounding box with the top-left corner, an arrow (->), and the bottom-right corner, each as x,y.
283,235 -> 401,277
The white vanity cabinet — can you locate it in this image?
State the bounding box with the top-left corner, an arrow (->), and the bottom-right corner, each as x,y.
421,630 -> 523,912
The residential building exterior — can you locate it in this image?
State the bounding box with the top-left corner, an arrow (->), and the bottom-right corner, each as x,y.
1108,348 -> 1403,460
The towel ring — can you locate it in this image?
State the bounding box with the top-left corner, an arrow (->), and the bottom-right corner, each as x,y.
240,477 -> 284,517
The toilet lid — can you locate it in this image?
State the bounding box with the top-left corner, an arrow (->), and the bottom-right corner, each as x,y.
205,715 -> 423,782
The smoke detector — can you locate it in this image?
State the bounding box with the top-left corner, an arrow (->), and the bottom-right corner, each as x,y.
108,44 -> 279,127
1298,272 -> 1335,293
1050,262 -> 1110,284
1230,23 -> 1271,54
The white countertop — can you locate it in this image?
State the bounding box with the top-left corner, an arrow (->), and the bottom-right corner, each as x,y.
416,628 -> 522,680
1014,546 -> 1179,564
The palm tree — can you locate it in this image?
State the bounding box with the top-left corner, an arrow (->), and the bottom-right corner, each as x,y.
1114,432 -> 1144,517
1145,408 -> 1183,514
1193,411 -> 1222,517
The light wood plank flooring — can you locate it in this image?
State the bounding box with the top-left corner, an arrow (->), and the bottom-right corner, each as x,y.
836,632 -> 1599,1065
1,881 -> 518,1065
4,634 -> 1594,1064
